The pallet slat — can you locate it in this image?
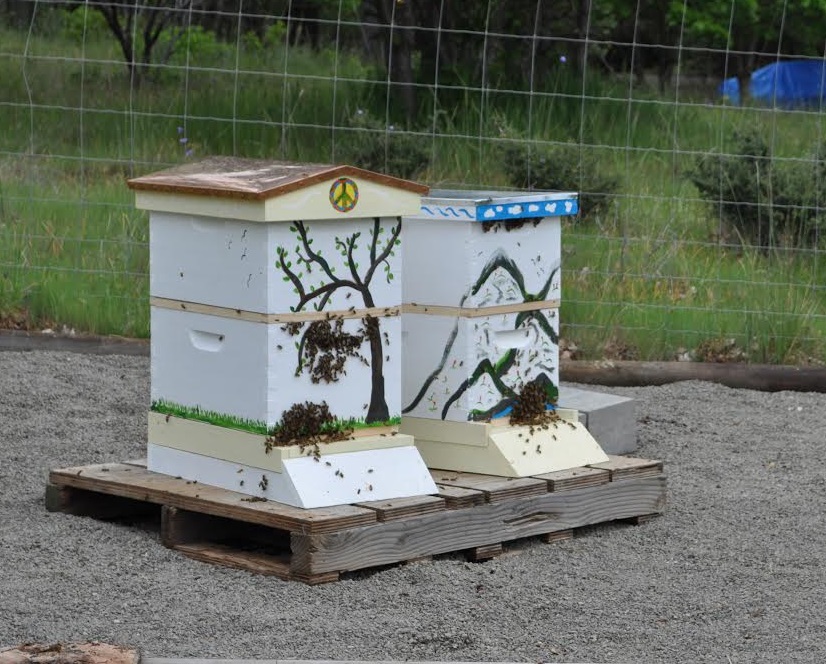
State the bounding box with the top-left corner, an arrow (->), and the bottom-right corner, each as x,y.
588,455 -> 664,481
532,466 -> 610,492
430,471 -> 548,502
354,495 -> 446,522
49,463 -> 377,534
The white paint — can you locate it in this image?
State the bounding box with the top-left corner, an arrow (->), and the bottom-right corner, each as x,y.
151,212 -> 403,314
147,443 -> 438,509
402,309 -> 559,423
151,307 -> 403,427
402,216 -> 561,309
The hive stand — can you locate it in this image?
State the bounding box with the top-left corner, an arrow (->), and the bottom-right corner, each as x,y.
128,158 -> 437,508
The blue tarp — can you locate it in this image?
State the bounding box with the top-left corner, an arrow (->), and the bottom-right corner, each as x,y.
719,60 -> 826,108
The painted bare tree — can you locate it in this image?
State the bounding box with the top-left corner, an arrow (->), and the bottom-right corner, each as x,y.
275,217 -> 401,423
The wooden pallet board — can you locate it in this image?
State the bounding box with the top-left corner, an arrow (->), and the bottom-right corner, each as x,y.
46,457 -> 666,584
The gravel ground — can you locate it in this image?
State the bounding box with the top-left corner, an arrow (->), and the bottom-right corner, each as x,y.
1,350 -> 825,663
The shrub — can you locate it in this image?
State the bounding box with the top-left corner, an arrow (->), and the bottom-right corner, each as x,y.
690,128 -> 826,250
500,141 -> 620,223
338,110 -> 431,180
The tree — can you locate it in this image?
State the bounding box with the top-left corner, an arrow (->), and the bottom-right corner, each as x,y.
275,217 -> 401,423
73,0 -> 200,85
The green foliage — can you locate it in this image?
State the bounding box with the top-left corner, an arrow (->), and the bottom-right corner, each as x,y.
500,142 -> 620,223
338,110 -> 431,180
690,128 -> 826,250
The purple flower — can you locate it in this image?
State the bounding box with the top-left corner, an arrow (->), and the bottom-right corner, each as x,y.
177,126 -> 184,134
179,137 -> 189,145
560,55 -> 567,63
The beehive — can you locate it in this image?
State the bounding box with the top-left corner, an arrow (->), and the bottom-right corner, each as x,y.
400,190 -> 608,476
129,157 -> 437,508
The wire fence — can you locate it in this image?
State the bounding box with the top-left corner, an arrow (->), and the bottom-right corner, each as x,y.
1,0 -> 826,363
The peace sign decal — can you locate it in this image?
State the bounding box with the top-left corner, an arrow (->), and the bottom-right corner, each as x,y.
329,177 -> 359,213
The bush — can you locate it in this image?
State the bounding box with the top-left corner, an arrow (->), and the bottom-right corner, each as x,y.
690,128 -> 826,250
338,110 -> 431,180
500,141 -> 620,223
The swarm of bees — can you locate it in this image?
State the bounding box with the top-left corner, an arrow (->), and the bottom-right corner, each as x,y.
479,219 -> 541,234
509,379 -> 560,435
284,318 -> 367,384
265,400 -> 354,451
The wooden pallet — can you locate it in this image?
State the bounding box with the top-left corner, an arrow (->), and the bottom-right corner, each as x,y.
45,455 -> 666,584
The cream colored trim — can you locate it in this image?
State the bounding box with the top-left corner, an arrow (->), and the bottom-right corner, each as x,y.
402,299 -> 560,318
401,409 -> 577,447
150,296 -> 400,323
148,412 -> 412,474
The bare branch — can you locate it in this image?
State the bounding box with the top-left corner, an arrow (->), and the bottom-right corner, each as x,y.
364,217 -> 401,286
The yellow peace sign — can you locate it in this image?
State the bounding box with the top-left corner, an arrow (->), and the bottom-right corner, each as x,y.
329,177 -> 359,212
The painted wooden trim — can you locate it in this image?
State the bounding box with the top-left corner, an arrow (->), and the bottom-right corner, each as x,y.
401,299 -> 560,318
135,178 -> 423,222
401,409 -> 579,446
412,418 -> 608,477
150,296 -> 400,323
148,412 -> 412,474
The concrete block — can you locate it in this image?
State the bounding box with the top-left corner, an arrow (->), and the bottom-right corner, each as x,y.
557,385 -> 637,454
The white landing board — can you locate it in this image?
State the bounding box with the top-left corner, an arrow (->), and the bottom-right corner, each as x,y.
147,443 -> 438,509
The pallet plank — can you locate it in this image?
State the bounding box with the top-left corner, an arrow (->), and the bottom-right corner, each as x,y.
434,484 -> 487,509
466,543 -> 503,561
354,495 -> 446,522
171,542 -> 295,579
588,455 -> 663,481
430,470 -> 548,502
531,467 -> 610,492
49,463 -> 377,534
291,475 -> 666,575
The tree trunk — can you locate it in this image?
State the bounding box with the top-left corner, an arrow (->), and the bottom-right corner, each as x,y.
363,315 -> 389,423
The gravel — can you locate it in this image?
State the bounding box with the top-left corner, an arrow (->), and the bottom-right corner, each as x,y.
1,349 -> 825,663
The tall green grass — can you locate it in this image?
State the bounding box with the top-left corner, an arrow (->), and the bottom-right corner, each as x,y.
2,17 -> 826,362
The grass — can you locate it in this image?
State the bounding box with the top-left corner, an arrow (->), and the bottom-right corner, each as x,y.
151,399 -> 401,436
2,15 -> 826,362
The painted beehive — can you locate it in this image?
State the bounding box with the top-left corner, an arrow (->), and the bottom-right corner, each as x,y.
128,157 -> 438,508
400,190 -> 608,476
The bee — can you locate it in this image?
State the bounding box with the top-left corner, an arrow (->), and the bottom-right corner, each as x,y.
276,344 -> 283,350
345,292 -> 352,299
325,461 -> 332,466
313,456 -> 320,462
239,480 -> 244,486
357,489 -> 361,495
258,475 -> 268,491
386,355 -> 390,362
165,414 -> 171,422
368,468 -> 374,473
368,484 -> 373,491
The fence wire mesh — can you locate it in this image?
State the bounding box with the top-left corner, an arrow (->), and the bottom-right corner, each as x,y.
1,0 -> 825,363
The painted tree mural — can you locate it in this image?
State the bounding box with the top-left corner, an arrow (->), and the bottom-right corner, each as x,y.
275,217 -> 401,423
403,248 -> 559,421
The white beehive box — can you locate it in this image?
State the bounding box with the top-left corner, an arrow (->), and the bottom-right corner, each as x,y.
400,190 -> 608,476
128,157 -> 438,508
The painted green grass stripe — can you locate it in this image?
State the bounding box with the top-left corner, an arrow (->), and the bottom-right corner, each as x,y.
150,400 -> 401,435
